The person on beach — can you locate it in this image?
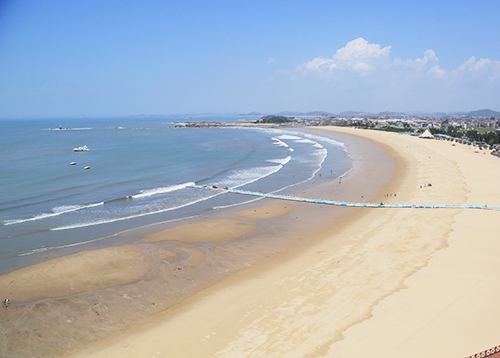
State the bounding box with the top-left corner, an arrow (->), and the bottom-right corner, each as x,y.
3,298 -> 10,308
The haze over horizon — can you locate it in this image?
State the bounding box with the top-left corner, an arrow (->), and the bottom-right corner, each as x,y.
1,1 -> 500,119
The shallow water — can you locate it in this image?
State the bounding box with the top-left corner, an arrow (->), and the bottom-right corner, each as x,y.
0,117 -> 351,274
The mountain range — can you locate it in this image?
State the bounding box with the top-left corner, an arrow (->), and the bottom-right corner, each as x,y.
245,109 -> 500,118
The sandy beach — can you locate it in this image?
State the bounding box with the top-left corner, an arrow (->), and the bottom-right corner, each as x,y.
68,127 -> 500,358
0,128 -> 394,357
2,126 -> 499,357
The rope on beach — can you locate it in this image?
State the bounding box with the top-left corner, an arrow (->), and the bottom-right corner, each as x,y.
465,345 -> 500,358
189,185 -> 500,212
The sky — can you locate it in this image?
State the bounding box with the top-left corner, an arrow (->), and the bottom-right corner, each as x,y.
1,0 -> 500,118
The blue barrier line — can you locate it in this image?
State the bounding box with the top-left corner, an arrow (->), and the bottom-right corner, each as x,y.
188,185 -> 500,212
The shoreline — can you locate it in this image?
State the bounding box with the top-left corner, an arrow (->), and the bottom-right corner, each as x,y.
68,126 -> 500,358
0,128 -> 397,357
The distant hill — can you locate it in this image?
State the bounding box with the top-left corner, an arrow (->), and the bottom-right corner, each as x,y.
377,111 -> 410,117
390,109 -> 500,118
466,109 -> 500,118
338,111 -> 375,117
241,111 -> 264,116
275,111 -> 332,116
344,109 -> 500,118
302,111 -> 332,116
274,111 -> 302,116
405,111 -> 453,117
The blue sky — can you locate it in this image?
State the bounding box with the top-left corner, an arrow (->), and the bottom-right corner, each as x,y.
1,0 -> 499,118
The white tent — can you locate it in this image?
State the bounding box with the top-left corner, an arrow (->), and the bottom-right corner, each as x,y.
419,128 -> 434,139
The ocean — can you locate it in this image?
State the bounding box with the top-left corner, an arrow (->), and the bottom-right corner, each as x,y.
0,117 -> 351,275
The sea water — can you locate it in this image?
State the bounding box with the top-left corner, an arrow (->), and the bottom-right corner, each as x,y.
0,117 -> 351,274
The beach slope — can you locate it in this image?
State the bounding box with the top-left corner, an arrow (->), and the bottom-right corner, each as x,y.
69,127 -> 500,358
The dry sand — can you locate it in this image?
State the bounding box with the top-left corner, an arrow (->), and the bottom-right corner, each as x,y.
68,127 -> 500,358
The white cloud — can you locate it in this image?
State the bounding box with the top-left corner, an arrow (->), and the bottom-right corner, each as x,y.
394,49 -> 436,70
296,38 -> 391,77
453,56 -> 500,81
392,50 -> 447,81
295,38 -> 500,84
284,38 -> 500,112
334,37 -> 390,62
267,57 -> 275,64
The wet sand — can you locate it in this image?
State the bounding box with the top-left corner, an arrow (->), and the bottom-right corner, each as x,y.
67,127 -> 500,358
0,129 -> 396,358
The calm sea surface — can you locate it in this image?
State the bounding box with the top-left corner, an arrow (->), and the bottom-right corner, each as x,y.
0,117 -> 351,274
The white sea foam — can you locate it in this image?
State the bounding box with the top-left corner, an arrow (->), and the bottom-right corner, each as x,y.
132,182 -> 195,199
3,202 -> 104,226
277,130 -> 345,149
18,246 -> 49,256
18,237 -> 105,256
277,134 -> 302,140
268,156 -> 291,165
314,136 -> 346,148
51,192 -> 218,231
213,165 -> 282,189
271,137 -> 289,148
211,164 -> 289,210
295,138 -> 317,144
44,127 -> 93,131
53,205 -> 84,214
20,215 -> 200,257
51,165 -> 284,231
314,148 -> 328,158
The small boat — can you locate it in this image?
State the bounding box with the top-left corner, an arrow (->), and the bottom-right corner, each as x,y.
70,162 -> 76,165
73,145 -> 89,152
84,166 -> 90,170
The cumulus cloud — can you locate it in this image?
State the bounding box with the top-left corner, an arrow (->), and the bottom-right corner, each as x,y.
392,49 -> 447,80
284,38 -> 500,112
295,38 -> 499,83
452,56 -> 500,81
394,49 -> 437,70
296,38 -> 391,77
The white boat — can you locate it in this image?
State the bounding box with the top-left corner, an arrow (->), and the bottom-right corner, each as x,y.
73,145 -> 89,152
